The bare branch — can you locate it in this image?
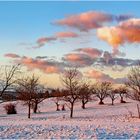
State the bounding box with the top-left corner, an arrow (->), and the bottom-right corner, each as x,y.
0,64 -> 20,97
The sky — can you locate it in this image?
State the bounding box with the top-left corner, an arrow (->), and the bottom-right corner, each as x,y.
0,1 -> 140,88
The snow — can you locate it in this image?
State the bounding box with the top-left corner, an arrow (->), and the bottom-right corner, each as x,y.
0,98 -> 140,139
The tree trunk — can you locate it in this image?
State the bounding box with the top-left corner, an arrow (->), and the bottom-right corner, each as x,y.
70,103 -> 74,118
137,104 -> 140,119
111,99 -> 114,105
33,101 -> 38,113
61,104 -> 65,111
120,96 -> 126,103
28,101 -> 31,118
56,103 -> 60,111
82,100 -> 86,109
99,99 -> 104,105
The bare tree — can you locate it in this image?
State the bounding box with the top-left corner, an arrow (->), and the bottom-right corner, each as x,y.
108,88 -> 118,105
126,64 -> 140,118
115,86 -> 127,103
78,83 -> 92,109
32,86 -> 49,113
17,75 -> 39,118
92,82 -> 112,105
126,65 -> 140,101
53,97 -> 60,111
51,89 -> 62,111
61,68 -> 80,118
0,64 -> 20,99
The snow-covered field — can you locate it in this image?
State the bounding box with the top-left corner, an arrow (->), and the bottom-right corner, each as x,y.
0,98 -> 140,139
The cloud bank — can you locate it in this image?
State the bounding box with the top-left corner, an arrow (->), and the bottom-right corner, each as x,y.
97,18 -> 140,53
55,11 -> 132,31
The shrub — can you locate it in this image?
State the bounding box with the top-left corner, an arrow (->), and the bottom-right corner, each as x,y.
4,103 -> 17,114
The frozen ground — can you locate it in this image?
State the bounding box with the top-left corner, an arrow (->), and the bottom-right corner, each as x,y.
0,98 -> 140,139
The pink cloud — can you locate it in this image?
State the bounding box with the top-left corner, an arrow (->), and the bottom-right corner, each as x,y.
75,48 -> 103,58
56,31 -> 78,38
63,53 -> 93,66
65,53 -> 83,61
120,18 -> 140,42
4,53 -> 20,58
5,54 -> 63,74
33,32 -> 78,49
55,11 -> 113,31
85,69 -> 113,81
97,26 -> 123,51
37,37 -> 56,44
97,18 -> 140,53
17,57 -> 62,74
85,69 -> 126,84
34,37 -> 57,48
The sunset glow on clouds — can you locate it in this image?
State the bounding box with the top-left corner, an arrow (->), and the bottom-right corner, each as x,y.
97,18 -> 140,53
74,48 -> 102,58
1,1 -> 140,87
35,37 -> 57,48
4,53 -> 20,58
55,11 -> 113,31
5,54 -> 64,74
85,69 -> 126,84
18,57 -> 61,74
55,32 -> 78,38
55,11 -> 131,32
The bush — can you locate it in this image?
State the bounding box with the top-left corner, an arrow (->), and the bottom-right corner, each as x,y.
4,103 -> 17,114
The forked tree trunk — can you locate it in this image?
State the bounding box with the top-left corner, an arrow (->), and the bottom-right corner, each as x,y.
82,100 -> 86,109
120,96 -> 126,103
99,99 -> 104,105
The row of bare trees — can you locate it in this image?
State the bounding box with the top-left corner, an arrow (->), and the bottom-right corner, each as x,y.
52,64 -> 140,118
0,63 -> 140,118
0,65 -> 50,118
57,68 -> 129,118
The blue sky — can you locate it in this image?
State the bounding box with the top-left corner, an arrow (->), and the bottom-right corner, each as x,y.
0,1 -> 140,58
0,1 -> 140,87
